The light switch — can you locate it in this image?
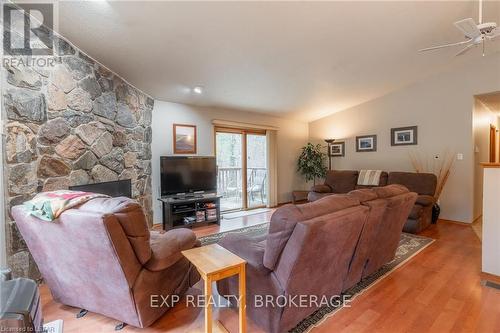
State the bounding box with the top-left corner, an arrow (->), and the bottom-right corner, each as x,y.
457,153 -> 464,160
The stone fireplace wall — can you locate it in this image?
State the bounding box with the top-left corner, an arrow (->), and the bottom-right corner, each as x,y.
2,37 -> 154,278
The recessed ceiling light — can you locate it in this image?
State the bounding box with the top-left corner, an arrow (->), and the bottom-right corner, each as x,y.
193,86 -> 203,94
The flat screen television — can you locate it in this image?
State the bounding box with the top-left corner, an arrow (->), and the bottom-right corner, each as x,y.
160,156 -> 217,196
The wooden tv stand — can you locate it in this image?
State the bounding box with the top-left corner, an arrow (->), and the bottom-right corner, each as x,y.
158,194 -> 221,230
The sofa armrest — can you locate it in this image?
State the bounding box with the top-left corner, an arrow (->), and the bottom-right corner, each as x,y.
310,184 -> 332,193
415,195 -> 435,207
219,234 -> 269,272
145,229 -> 197,271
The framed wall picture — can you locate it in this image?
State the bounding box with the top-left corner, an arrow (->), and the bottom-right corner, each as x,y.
173,124 -> 197,154
356,135 -> 377,152
391,126 -> 418,146
329,141 -> 345,157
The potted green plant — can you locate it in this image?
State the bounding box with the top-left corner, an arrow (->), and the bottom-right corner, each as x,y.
297,143 -> 328,185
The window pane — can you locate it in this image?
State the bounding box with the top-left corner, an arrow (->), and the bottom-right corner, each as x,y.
247,134 -> 267,208
216,132 -> 243,211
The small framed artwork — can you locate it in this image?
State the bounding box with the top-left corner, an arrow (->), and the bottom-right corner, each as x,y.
356,135 -> 377,152
391,126 -> 418,146
173,124 -> 197,154
329,142 -> 345,157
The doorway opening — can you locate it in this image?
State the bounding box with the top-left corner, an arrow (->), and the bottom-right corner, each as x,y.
472,92 -> 500,235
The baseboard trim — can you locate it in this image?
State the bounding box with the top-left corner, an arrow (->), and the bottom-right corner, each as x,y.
481,271 -> 500,282
438,219 -> 471,225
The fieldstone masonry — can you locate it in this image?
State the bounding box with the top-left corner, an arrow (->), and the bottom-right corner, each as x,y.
2,35 -> 154,279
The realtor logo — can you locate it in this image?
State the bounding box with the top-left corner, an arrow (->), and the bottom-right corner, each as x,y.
3,3 -> 54,55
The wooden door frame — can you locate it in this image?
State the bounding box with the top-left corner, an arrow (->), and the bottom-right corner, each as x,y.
214,126 -> 267,211
490,124 -> 497,163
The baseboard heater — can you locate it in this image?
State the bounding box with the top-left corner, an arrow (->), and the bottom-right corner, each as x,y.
481,280 -> 500,290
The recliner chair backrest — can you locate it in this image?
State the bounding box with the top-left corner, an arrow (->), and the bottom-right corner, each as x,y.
362,185 -> 418,277
343,188 -> 388,290
11,197 -> 146,327
271,203 -> 369,331
263,194 -> 360,270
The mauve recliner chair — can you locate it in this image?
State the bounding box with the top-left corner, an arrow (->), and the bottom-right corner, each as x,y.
11,197 -> 200,328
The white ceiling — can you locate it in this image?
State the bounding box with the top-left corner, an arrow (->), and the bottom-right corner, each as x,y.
56,1 -> 500,122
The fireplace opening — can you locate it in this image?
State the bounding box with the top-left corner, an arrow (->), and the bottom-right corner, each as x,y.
69,179 -> 132,198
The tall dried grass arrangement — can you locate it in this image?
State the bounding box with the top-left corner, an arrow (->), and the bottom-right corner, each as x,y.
409,150 -> 455,200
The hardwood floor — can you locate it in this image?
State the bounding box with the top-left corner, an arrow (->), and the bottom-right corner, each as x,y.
40,216 -> 500,333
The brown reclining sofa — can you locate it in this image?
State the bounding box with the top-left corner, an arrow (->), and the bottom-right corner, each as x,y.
308,170 -> 437,233
218,184 -> 417,333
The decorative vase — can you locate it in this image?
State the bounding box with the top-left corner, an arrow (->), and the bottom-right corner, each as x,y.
431,203 -> 440,224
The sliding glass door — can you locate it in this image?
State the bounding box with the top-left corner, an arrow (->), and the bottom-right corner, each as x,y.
216,131 -> 243,211
247,134 -> 267,208
216,128 -> 268,212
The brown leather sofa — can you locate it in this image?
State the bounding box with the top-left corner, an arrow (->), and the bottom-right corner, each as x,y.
308,170 -> 437,233
217,185 -> 417,333
12,197 -> 200,328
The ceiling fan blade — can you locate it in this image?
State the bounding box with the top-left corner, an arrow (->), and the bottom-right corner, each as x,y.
454,18 -> 481,38
419,39 -> 472,52
455,43 -> 476,56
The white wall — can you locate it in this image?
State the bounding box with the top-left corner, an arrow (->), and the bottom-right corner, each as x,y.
473,99 -> 499,220
309,54 -> 500,223
151,101 -> 309,224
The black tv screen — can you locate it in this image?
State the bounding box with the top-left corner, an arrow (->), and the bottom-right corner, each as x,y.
161,156 -> 217,196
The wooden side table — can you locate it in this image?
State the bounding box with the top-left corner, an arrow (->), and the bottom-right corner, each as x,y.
292,190 -> 309,204
182,244 -> 247,333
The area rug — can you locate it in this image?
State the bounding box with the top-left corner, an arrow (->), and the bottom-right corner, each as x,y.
198,223 -> 269,246
198,224 -> 434,332
222,208 -> 272,220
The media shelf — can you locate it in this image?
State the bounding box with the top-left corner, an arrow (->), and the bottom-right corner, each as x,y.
159,194 -> 221,230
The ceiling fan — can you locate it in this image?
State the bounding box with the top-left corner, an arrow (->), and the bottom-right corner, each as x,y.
419,0 -> 500,56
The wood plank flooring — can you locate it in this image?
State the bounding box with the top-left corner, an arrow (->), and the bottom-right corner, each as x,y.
39,215 -> 500,333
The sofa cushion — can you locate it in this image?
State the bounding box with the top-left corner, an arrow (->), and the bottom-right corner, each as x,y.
388,172 -> 437,196
310,184 -> 332,193
325,170 -> 359,193
415,194 -> 435,207
263,194 -> 360,270
372,184 -> 409,198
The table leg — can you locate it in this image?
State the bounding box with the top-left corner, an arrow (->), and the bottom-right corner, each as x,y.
205,277 -> 213,333
239,264 -> 246,333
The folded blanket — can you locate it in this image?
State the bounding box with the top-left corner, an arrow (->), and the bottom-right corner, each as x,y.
357,170 -> 383,186
23,190 -> 110,222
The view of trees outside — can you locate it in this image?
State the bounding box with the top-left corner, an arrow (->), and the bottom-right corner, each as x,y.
247,134 -> 267,208
216,132 -> 242,168
216,132 -> 267,211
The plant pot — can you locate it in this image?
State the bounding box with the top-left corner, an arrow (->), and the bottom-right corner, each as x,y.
431,203 -> 440,224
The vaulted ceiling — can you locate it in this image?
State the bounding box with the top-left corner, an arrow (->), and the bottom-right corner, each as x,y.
57,1 -> 500,121
477,91 -> 500,114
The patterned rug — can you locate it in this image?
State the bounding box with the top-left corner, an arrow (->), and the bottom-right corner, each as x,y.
198,223 -> 434,332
